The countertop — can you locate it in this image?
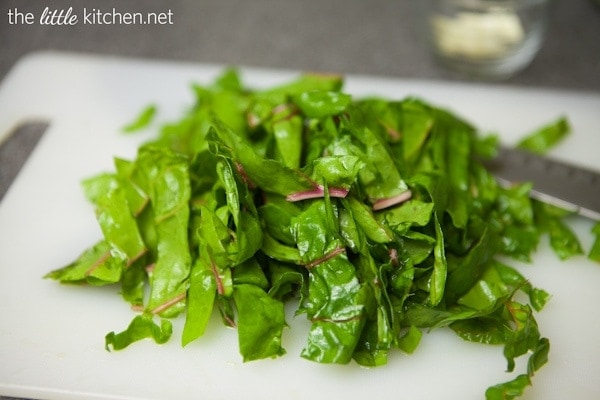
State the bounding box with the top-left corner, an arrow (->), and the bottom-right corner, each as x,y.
1,1 -> 599,399
2,0 -> 600,92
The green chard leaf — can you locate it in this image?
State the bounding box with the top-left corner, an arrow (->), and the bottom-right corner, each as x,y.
398,99 -> 434,163
328,114 -> 410,208
484,318 -> 550,400
82,173 -> 147,265
534,201 -> 583,260
136,146 -> 192,318
122,104 -> 157,133
485,374 -> 532,400
207,119 -> 315,197
293,201 -> 366,364
429,213 -> 447,306
267,260 -> 305,301
380,199 -> 434,233
255,73 -> 343,106
105,313 -> 172,351
396,325 -> 422,354
268,106 -> 303,169
517,117 -> 570,155
233,283 -> 286,361
216,158 -> 263,265
292,90 -> 352,118
44,240 -> 124,286
181,257 -> 217,347
352,253 -> 395,367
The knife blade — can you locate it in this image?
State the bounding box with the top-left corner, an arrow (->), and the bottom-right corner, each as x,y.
0,120 -> 50,202
483,146 -> 600,221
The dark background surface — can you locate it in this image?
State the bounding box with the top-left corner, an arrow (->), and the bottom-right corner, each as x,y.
1,1 -> 599,399
2,0 -> 600,91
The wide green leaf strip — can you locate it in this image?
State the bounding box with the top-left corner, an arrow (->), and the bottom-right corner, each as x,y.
233,284 -> 286,361
137,146 -> 192,317
292,201 -> 366,364
105,313 -> 172,351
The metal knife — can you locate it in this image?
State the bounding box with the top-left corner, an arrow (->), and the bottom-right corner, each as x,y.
0,120 -> 50,202
484,146 -> 600,221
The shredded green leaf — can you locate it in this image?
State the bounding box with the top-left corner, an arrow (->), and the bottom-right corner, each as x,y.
516,117 -> 570,155
105,313 -> 172,351
122,104 -> 157,133
46,69 -> 598,399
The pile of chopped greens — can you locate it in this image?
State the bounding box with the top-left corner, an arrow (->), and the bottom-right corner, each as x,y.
45,70 -> 600,399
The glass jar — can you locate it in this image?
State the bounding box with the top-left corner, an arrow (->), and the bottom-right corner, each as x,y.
421,0 -> 550,79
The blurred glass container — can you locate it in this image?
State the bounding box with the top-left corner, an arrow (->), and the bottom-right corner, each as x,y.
421,0 -> 550,79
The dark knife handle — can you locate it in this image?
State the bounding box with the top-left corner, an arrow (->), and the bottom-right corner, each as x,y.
0,120 -> 50,201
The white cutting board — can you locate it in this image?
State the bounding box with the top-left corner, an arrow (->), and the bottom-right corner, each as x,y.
1,51 -> 599,400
